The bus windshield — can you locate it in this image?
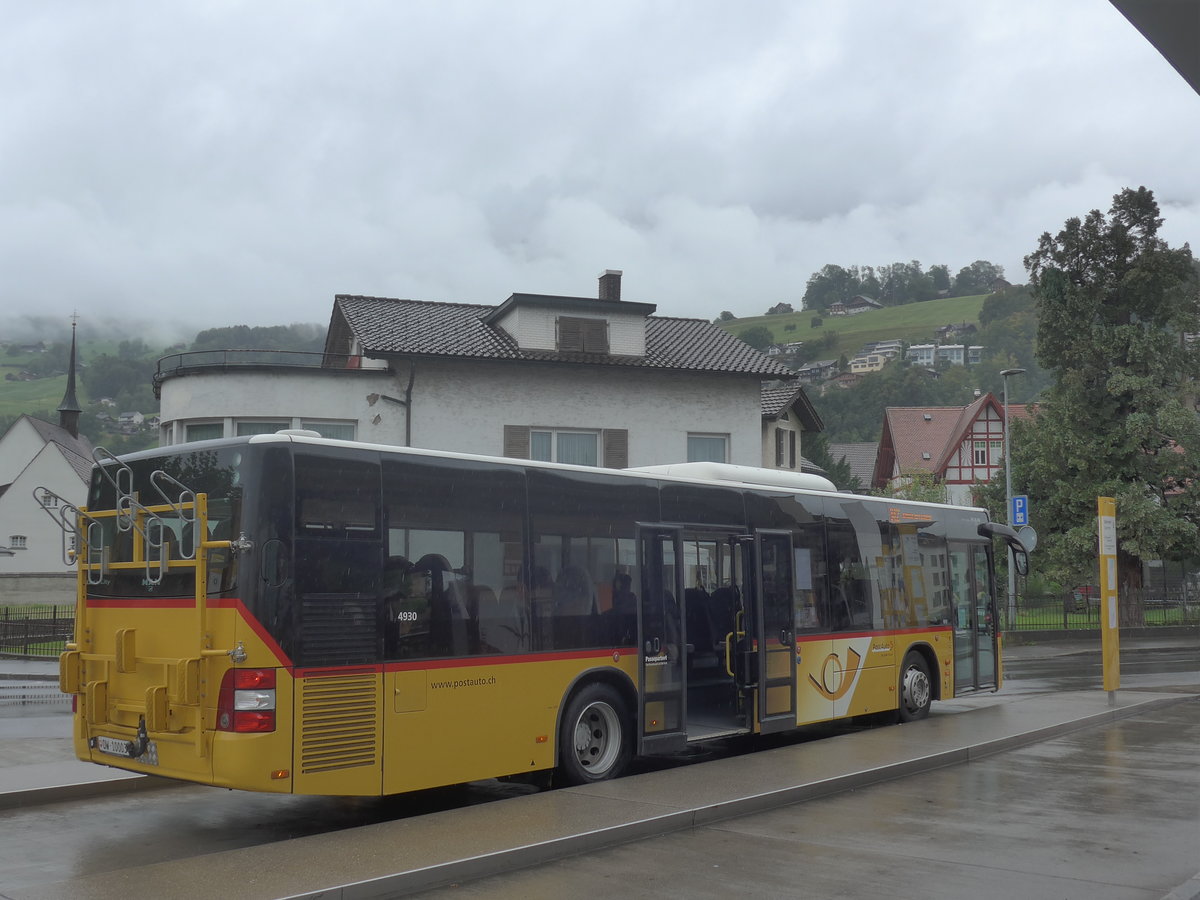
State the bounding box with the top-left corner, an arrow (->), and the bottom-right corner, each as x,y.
85,445 -> 246,598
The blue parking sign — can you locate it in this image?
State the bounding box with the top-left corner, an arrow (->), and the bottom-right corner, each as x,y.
1010,495 -> 1028,526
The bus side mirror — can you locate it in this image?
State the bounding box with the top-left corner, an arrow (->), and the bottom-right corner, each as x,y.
1012,547 -> 1029,577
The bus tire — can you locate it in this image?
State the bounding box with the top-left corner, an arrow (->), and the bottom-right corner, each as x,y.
898,652 -> 932,722
557,682 -> 632,786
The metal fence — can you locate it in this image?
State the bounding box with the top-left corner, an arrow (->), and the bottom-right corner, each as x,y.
0,605 -> 75,659
0,681 -> 70,709
1005,590 -> 1200,631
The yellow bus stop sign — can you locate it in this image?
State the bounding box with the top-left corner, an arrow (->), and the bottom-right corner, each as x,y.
1098,497 -> 1119,693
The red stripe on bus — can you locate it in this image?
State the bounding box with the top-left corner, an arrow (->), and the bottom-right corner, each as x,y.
795,626 -> 953,644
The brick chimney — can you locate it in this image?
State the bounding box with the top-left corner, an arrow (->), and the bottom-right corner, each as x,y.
598,269 -> 622,302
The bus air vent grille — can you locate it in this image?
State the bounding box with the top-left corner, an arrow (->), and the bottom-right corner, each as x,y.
298,673 -> 379,773
297,594 -> 380,667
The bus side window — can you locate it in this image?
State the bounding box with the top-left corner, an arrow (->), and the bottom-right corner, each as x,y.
826,523 -> 873,631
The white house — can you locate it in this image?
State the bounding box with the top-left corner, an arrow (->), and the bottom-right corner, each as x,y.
0,325 -> 93,605
760,381 -> 824,472
157,271 -> 796,468
905,343 -> 985,367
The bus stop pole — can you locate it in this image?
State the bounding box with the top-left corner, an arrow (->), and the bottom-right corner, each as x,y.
1097,496 -> 1120,701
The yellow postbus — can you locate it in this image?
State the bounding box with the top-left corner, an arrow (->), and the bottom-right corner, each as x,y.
56,433 -> 1026,795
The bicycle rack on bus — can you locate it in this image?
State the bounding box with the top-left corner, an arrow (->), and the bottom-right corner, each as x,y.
92,446 -> 170,585
150,469 -> 198,560
32,486 -> 108,582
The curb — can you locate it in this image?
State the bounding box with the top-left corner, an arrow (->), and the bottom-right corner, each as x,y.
0,772 -> 180,810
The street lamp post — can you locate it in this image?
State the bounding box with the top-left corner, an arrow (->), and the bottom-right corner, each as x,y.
1000,367 -> 1026,627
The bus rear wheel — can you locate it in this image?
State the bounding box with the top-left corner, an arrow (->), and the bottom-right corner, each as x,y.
558,683 -> 632,786
898,652 -> 932,722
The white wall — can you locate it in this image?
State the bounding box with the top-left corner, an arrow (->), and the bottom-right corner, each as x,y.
409,358 -> 761,466
0,418 -> 45,484
0,444 -> 85,575
760,412 -> 804,469
159,358 -> 764,467
493,305 -> 648,357
159,368 -> 404,445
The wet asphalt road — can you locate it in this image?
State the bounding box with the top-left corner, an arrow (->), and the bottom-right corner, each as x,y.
0,646 -> 1196,897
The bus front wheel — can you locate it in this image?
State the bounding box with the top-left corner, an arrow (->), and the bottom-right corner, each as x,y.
557,683 -> 632,785
898,652 -> 932,722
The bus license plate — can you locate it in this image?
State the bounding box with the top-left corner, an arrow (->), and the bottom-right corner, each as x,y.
96,736 -> 133,757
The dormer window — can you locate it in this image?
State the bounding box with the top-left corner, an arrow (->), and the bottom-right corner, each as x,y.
557,316 -> 609,354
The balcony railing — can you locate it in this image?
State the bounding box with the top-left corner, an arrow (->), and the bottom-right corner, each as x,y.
154,350 -> 359,396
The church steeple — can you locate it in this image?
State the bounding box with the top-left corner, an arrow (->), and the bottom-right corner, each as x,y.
57,314 -> 82,439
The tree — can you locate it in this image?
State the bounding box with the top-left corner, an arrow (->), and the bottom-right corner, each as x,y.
876,260 -> 936,305
737,325 -> 775,351
802,264 -> 855,312
765,302 -> 794,316
874,470 -> 946,503
804,432 -> 860,492
84,354 -> 154,402
952,260 -> 1005,297
190,323 -> 325,352
715,311 -> 736,323
930,264 -> 951,294
1016,187 -> 1199,623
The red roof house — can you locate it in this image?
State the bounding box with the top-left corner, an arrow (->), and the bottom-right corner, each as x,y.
871,392 -> 1034,505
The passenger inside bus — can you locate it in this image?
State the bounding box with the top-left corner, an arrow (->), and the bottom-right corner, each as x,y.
553,564 -> 595,616
606,572 -> 637,645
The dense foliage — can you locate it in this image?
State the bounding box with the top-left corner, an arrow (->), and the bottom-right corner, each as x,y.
189,323 -> 325,352
800,259 -> 1005,313
979,187 -> 1200,620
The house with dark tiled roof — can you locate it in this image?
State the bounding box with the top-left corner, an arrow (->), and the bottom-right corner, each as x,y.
0,323 -> 94,604
760,380 -> 823,472
828,295 -> 882,316
828,442 -> 878,493
157,271 -> 795,469
794,359 -> 838,384
870,392 -> 1034,504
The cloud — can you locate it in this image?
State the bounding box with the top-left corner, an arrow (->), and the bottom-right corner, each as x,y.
1,0 -> 1196,330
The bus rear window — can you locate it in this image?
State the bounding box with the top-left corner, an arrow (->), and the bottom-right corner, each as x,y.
85,447 -> 245,598
294,454 -> 380,540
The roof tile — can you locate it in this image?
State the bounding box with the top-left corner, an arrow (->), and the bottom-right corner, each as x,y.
332,295 -> 793,377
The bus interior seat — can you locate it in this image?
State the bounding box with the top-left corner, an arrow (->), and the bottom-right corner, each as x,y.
684,588 -> 721,670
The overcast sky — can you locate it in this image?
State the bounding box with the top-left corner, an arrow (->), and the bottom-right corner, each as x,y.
2,1 -> 1197,337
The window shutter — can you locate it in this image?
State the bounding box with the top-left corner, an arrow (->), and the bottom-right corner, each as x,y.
602,428 -> 628,468
558,316 -> 608,353
775,429 -> 785,467
558,317 -> 583,352
503,425 -> 530,459
789,431 -> 796,469
581,319 -> 609,353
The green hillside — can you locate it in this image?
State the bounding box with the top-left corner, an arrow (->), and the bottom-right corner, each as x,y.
0,370 -> 70,421
0,340 -> 162,450
721,294 -> 988,362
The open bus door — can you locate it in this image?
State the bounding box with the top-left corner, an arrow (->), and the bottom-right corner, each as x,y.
637,526 -> 687,755
750,531 -> 798,734
949,541 -> 998,692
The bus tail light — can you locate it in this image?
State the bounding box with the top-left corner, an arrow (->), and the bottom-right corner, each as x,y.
217,668 -> 277,733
